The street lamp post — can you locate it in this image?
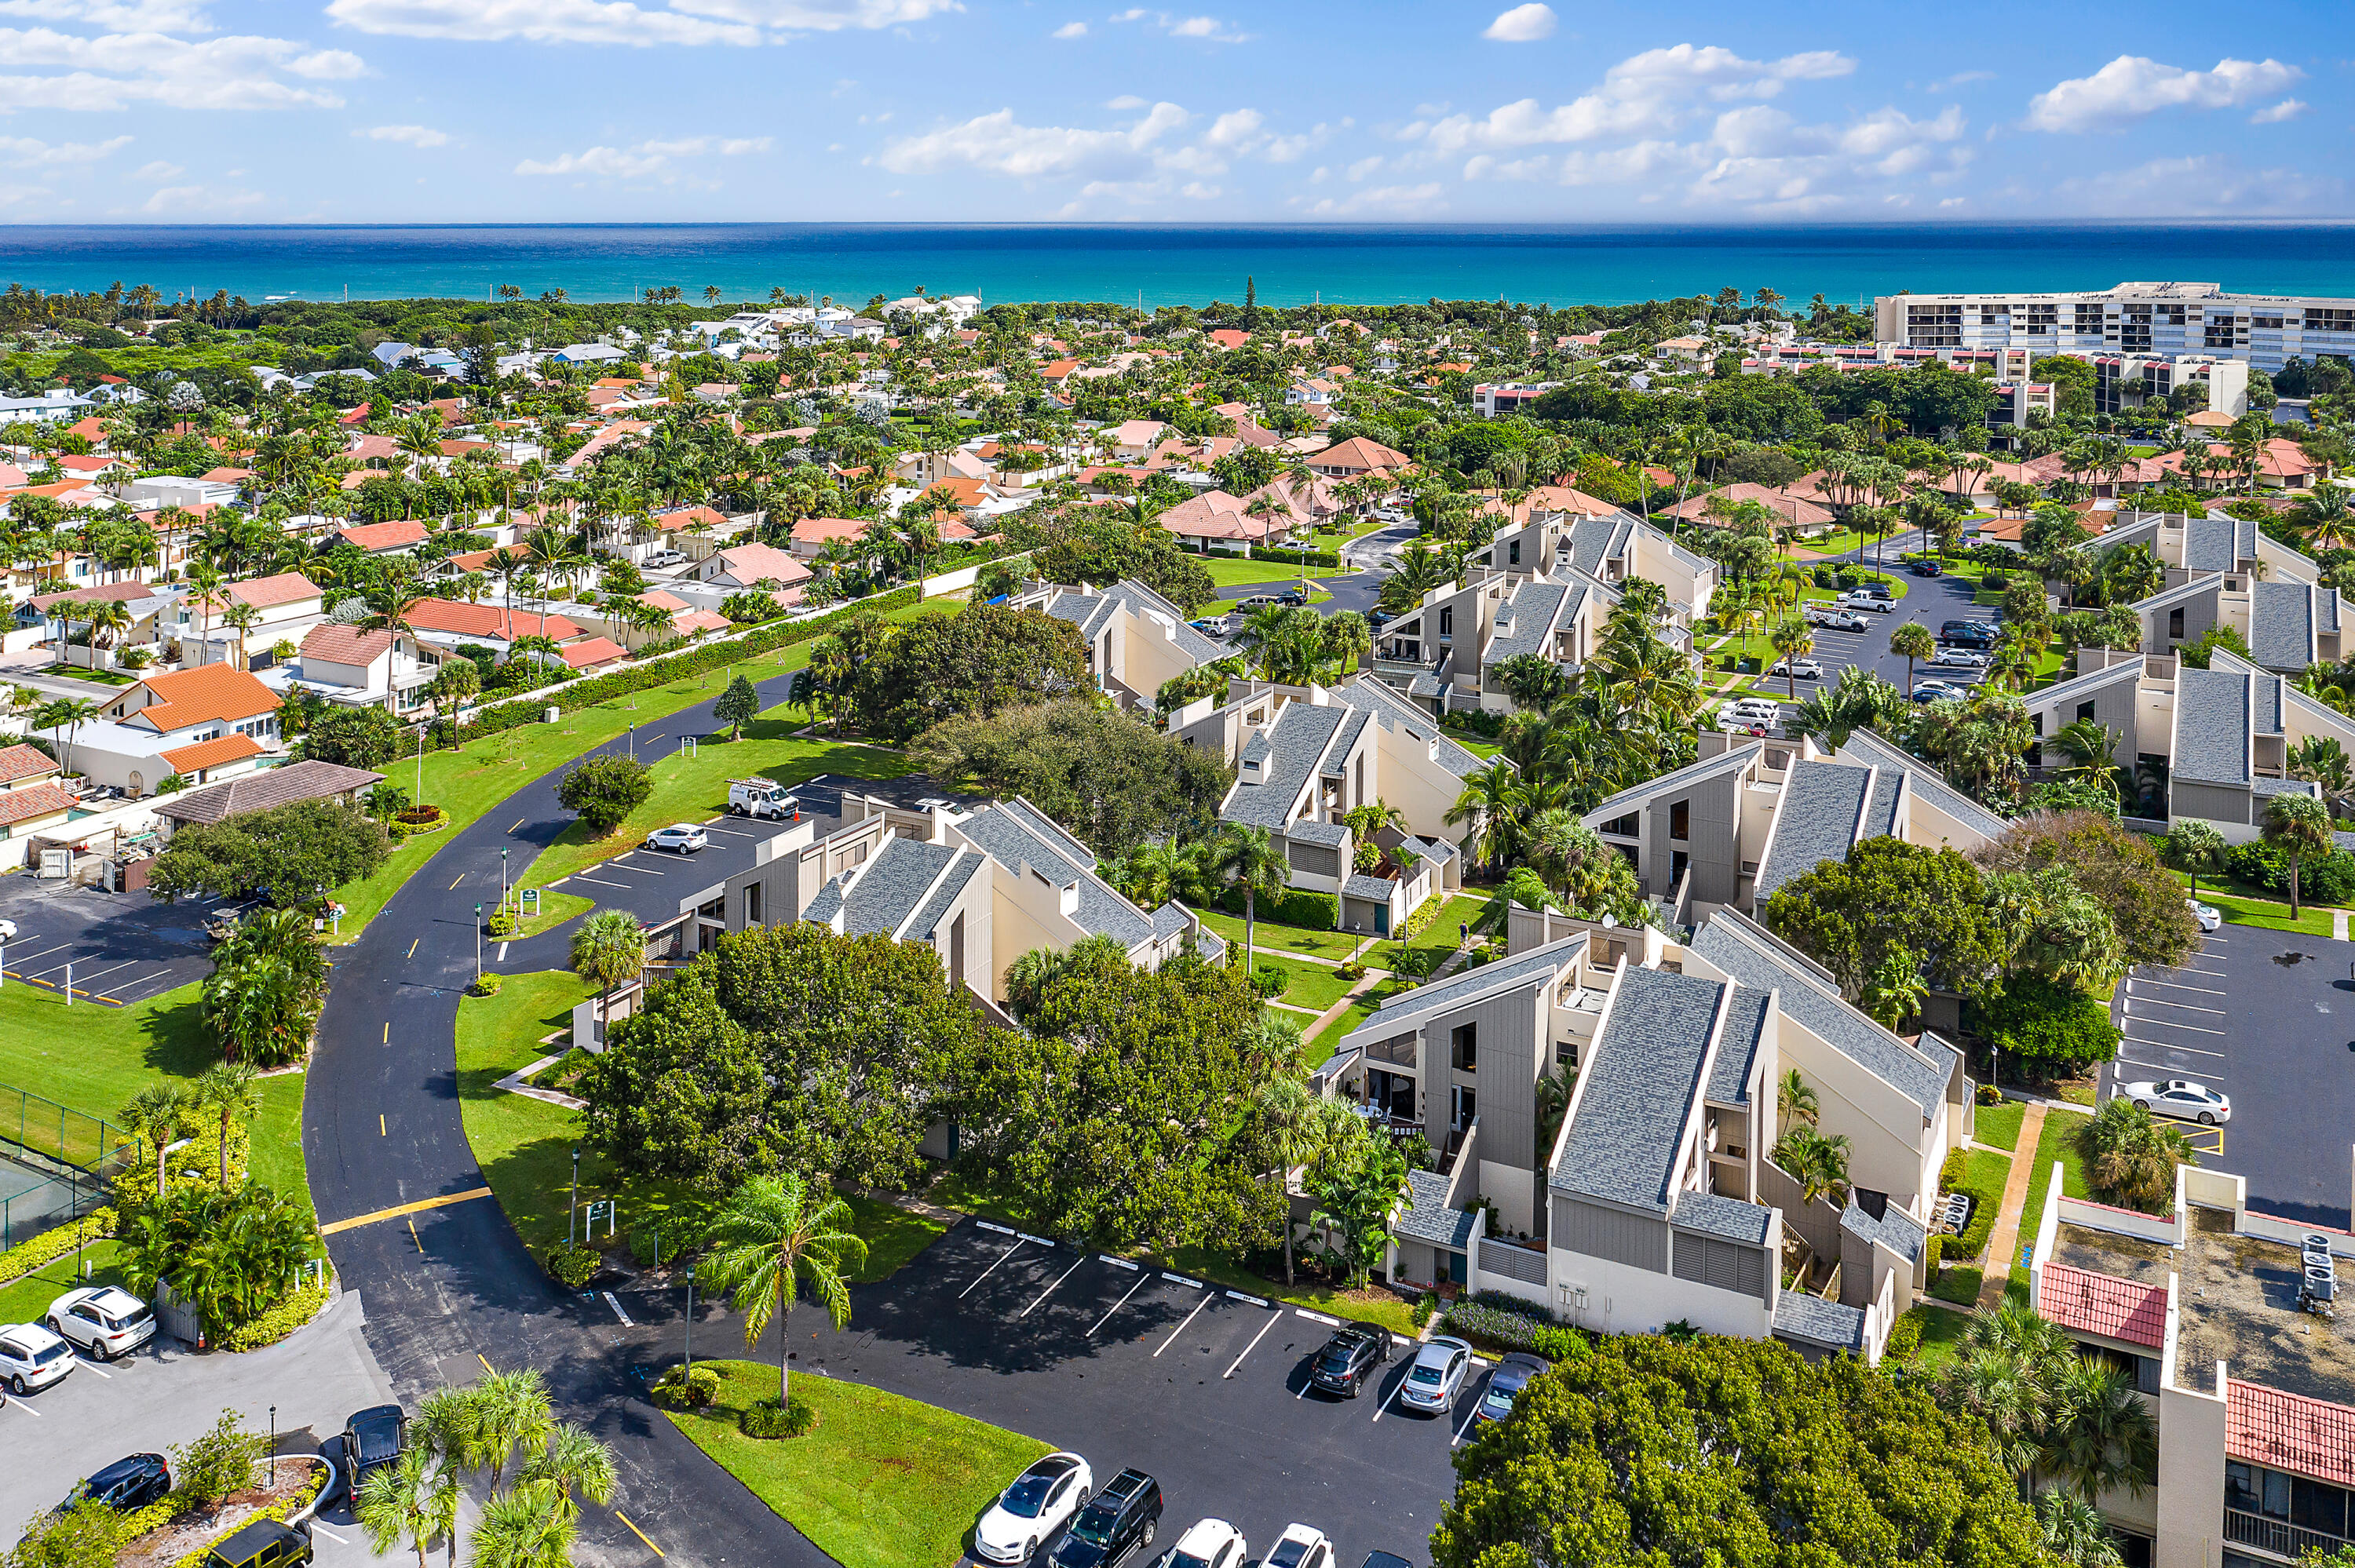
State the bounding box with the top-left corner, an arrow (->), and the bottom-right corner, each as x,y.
268,1406 -> 276,1485
682,1274 -> 694,1376
473,904 -> 484,984
500,848 -> 509,916
568,1145 -> 580,1245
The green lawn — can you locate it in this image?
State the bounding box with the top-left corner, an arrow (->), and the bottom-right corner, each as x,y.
0,1239 -> 131,1322
668,1362 -> 1050,1568
835,1193 -> 948,1283
1973,1099 -> 2026,1152
2010,1107 -> 2092,1293
2179,872 -> 2336,935
46,665 -> 134,685
1165,1246 -> 1420,1337
332,602 -> 953,941
524,722 -> 912,888
1944,1149 -> 2013,1264
1889,1304 -> 1971,1370
1189,907 -> 1361,963
1199,557 -> 1337,588
1438,727 -> 1501,760
1402,894 -> 1490,957
505,889 -> 595,940
1307,978 -> 1406,1066
1259,964 -> 1354,1016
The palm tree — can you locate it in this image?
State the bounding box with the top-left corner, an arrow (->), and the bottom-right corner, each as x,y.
2035,1490 -> 2122,1568
36,697 -> 100,779
117,1082 -> 188,1202
469,1485 -> 572,1568
2041,1355 -> 2159,1500
1889,621 -> 1935,698
2083,1096 -> 2196,1212
1446,758 -> 1521,870
697,1172 -> 866,1407
470,1368 -> 554,1491
221,601 -> 261,670
2162,819 -> 2225,899
515,1422 -> 618,1525
2289,734 -> 2354,818
2050,718 -> 2122,804
1252,1077 -> 1321,1285
1769,619 -> 1814,702
356,1444 -> 457,1568
1209,823 -> 1289,972
568,910 -> 644,1042
1772,1126 -> 1851,1206
191,1060 -> 261,1188
2260,792 -> 2334,917
1776,1068 -> 1817,1136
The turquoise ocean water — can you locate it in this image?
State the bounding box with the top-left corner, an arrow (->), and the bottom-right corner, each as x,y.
2,222 -> 2352,308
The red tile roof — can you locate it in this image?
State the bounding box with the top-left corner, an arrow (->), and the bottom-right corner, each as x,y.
2229,1380 -> 2355,1487
0,780 -> 78,827
160,732 -> 268,774
116,663 -> 279,731
300,625 -> 395,665
0,743 -> 59,786
400,598 -> 583,643
332,520 -> 431,552
2039,1264 -> 2167,1349
557,636 -> 629,669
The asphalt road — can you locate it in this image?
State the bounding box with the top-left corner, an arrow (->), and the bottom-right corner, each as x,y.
2105,920 -> 2355,1231
304,666 -> 843,1568
0,872 -> 224,1007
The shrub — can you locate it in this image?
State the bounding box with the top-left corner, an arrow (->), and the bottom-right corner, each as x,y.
556,753 -> 653,838
740,1395 -> 817,1439
1412,1292 -> 1437,1329
1976,1081 -> 2004,1106
649,1363 -> 720,1410
2225,841 -> 2355,905
469,972 -> 502,997
1967,974 -> 2121,1077
1252,965 -> 1291,1000
1938,1148 -> 1968,1191
486,908 -> 518,938
545,1242 -> 600,1288
0,1206 -> 116,1285
1884,1311 -> 1926,1362
170,1409 -> 266,1515
1334,961 -> 1367,981
9,1501 -> 122,1568
1530,1324 -> 1588,1362
1442,709 -> 1506,739
1442,1296 -> 1554,1353
1215,885 -> 1338,929
219,1278 -> 330,1353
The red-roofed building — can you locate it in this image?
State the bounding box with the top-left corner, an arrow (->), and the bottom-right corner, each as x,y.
2230,1380 -> 2355,1491
1305,436 -> 1410,480
327,520 -> 431,555
287,622 -> 444,714
399,598 -> 585,651
557,636 -> 629,671
787,516 -> 878,560
695,543 -> 812,593
2039,1262 -> 2168,1348
1204,329 -> 1251,351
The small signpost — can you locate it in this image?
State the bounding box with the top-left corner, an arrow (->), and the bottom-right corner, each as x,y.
521,888 -> 541,917
583,1200 -> 618,1241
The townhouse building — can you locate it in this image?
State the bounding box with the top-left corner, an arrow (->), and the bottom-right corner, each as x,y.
1015,578 -> 1226,711
76,663 -> 285,795
272,624 -> 444,716
1875,282 -> 2355,374
2104,513 -> 2353,676
0,742 -> 83,870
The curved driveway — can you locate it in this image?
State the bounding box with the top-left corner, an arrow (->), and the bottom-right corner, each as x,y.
304,666 -> 829,1568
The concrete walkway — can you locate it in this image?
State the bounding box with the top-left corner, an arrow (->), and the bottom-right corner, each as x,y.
1297,966 -> 1389,1043
1974,1102 -> 2049,1310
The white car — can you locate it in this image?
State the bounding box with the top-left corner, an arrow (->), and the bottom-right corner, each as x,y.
974,1452 -> 1093,1565
1768,657 -> 1824,680
643,823 -> 708,855
1912,679 -> 1966,704
1266,1524 -> 1334,1568
2120,1078 -> 2232,1125
2187,897 -> 2222,933
0,919 -> 16,943
1928,647 -> 1989,669
0,1322 -> 74,1394
46,1286 -> 155,1362
1166,1519 -> 1248,1568
1803,607 -> 1869,633
1838,590 -> 1897,612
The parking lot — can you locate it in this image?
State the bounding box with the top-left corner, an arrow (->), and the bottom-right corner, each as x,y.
662,1220 -> 1481,1567
1732,567 -> 1999,724
2106,920 -> 2355,1230
0,870 -> 221,1006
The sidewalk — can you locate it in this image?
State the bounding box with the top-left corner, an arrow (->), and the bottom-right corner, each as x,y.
1974,1102 -> 2048,1310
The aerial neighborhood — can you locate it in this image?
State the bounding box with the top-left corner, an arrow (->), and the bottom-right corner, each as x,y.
3,270 -> 2355,1568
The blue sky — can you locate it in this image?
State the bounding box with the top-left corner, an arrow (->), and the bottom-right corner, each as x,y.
0,0 -> 2346,223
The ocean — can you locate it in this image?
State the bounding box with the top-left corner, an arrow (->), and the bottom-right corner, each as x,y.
3,222 -> 2353,310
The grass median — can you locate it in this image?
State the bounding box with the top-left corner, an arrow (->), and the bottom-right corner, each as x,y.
664,1360 -> 1049,1568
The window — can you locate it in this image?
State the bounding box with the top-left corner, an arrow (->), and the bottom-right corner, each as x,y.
1599,811 -> 1640,837
1668,799 -> 1690,841
1449,1023 -> 1477,1071
1450,1084 -> 1477,1132
2168,607 -> 2185,640
2076,701 -> 2096,724
1438,607 -> 1453,636
1507,542 -> 1521,565
743,882 -> 761,926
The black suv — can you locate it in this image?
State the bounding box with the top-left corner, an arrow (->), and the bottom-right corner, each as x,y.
1049,1468 -> 1162,1568
1908,559 -> 1944,578
63,1453 -> 170,1514
1309,1324 -> 1394,1398
339,1405 -> 405,1498
1939,619 -> 1996,648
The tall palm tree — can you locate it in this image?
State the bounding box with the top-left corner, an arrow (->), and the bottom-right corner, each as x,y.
696,1172 -> 867,1407
1209,823 -> 1289,972
1445,758 -> 1521,871
117,1082 -> 188,1202
191,1060 -> 261,1188
356,1443 -> 457,1568
470,1368 -> 554,1491
469,1485 -> 573,1568
2042,1355 -> 2159,1500
1776,1068 -> 1817,1136
1889,620 -> 1935,698
568,910 -> 644,1041
1251,1077 -> 1322,1285
2051,718 -> 2122,804
36,697 -> 100,780
221,602 -> 261,670
2260,792 -> 2335,918
516,1422 -> 618,1525
1769,619 -> 1815,702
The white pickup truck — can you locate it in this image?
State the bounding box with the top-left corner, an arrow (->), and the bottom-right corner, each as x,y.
726,779 -> 801,820
1803,603 -> 1869,633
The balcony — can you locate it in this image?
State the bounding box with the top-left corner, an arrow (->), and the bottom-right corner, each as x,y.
2226,1511 -> 2349,1562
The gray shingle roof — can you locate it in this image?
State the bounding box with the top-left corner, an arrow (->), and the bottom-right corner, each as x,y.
1338,673 -> 1487,778
801,879 -> 845,926
1341,872 -> 1398,900
1706,984 -> 1772,1107
2251,773 -> 2318,799
1864,767 -> 1904,840
1581,740 -> 1763,829
2180,513 -> 2253,574
1754,759 -> 1871,903
2173,666 -> 2251,785
1841,1195 -> 1927,1267
152,758 -> 384,825
2249,581 -> 2315,673
1287,819 -> 1348,847
955,798 -> 1156,949
829,837 -> 958,938
2130,574 -> 2222,618
1320,709 -> 1371,778
1341,935 -> 1586,1048
1481,579 -> 1570,665
1773,1291 -> 1865,1352
1396,1168 -> 1481,1249
1551,966 -> 1723,1211
1689,911 -> 1949,1118
905,848 -> 986,941
1042,578 -> 1228,665
1674,1190 -> 1773,1245
1834,729 -> 2010,841
1221,701 -> 1346,828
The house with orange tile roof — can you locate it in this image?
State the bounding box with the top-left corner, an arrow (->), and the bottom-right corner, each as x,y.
694,543 -> 813,593
1204,329 -> 1251,351
1305,436 -> 1411,480
1658,481 -> 1837,533
568,591 -> 732,651
327,520 -> 431,556
787,516 -> 879,560
1156,489 -> 1299,551
275,622 -> 444,715
59,662 -> 287,794
400,597 -> 586,655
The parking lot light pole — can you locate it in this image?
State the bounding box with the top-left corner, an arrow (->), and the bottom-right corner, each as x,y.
683,1274 -> 694,1375
268,1406 -> 275,1485
474,904 -> 484,983
568,1146 -> 580,1245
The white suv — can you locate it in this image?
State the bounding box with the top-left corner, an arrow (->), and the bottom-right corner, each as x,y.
1167,1519 -> 1247,1568
47,1286 -> 156,1361
0,1322 -> 75,1394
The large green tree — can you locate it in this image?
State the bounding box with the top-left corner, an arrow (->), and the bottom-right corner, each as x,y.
301,702 -> 403,769
851,602 -> 1090,742
152,800 -> 392,906
1975,810 -> 2200,975
1762,837 -> 2012,1001
1432,1334 -> 2050,1568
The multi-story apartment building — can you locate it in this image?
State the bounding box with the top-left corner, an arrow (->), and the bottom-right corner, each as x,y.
2092,355 -> 2252,418
1875,282 -> 2355,374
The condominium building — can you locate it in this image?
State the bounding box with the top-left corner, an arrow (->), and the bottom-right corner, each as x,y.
1875,283 -> 2355,374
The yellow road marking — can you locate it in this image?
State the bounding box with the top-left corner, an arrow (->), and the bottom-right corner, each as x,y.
409,1219 -> 423,1252
406,938 -> 419,958
477,1352 -> 495,1373
319,1187 -> 495,1235
383,1021 -> 391,1043
379,1114 -> 386,1136
447,873 -> 466,889
509,818 -> 526,833
613,1512 -> 665,1559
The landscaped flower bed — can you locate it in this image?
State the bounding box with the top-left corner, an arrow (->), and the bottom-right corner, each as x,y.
389,804 -> 448,839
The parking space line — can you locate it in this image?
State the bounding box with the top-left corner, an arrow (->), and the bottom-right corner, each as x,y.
2127,996 -> 2225,1016
2122,1034 -> 2225,1056
573,875 -> 631,890
1087,1271 -> 1156,1336
2120,1014 -> 2224,1035
2133,977 -> 2225,996
310,1525 -> 349,1545
1294,1307 -> 1340,1326
613,1510 -> 665,1559
957,1238 -> 1032,1300
1224,1308 -> 1282,1378
76,1357 -> 110,1378
9,943 -> 68,965
1451,1396 -> 1486,1447
448,874 -> 466,889
1152,1291 -> 1214,1357
1369,1374 -> 1406,1423
9,1399 -> 38,1417
72,959 -> 138,985
603,1290 -> 633,1326
1020,1254 -> 1090,1318
509,818 -> 526,833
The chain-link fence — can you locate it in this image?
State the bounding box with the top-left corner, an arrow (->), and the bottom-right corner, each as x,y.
0,1083 -> 133,1250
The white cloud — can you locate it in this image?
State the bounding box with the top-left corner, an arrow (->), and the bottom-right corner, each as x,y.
1108,8 -> 1246,43
358,122 -> 448,147
0,0 -> 210,31
2048,152 -> 2344,217
1929,68 -> 1993,90
130,158 -> 178,177
1413,43 -> 1853,152
1050,18 -> 1082,36
1345,154 -> 1382,181
2024,55 -> 2300,133
1103,93 -> 1143,108
0,27 -> 362,108
879,100 -> 1186,178
140,181 -> 261,212
2250,98 -> 2305,124
515,133 -> 769,177
1301,181 -> 1443,217
324,0 -> 953,45
0,131 -> 129,164
1481,2 -> 1552,42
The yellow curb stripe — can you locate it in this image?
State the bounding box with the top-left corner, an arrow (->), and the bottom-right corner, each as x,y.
320,1186 -> 495,1235
614,1511 -> 665,1559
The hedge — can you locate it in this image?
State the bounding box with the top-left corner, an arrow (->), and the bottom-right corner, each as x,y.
1214,885 -> 1339,930
0,1206 -> 117,1287
2225,841 -> 2355,906
1884,1311 -> 1926,1361
221,1278 -> 331,1353
1440,1291 -> 1565,1355
1249,546 -> 1342,569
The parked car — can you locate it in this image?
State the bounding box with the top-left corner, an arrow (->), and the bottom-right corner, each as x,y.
0,1322 -> 74,1394
1236,595 -> 1283,614
1838,589 -> 1895,612
1768,657 -> 1824,680
1048,1468 -> 1161,1568
61,1453 -> 170,1514
203,1519 -> 311,1568
1267,1523 -> 1335,1568
1367,608 -> 1393,632
643,550 -> 687,568
1309,1324 -> 1393,1398
725,779 -> 800,820
1908,559 -> 1944,577
1911,680 -> 1966,704
1928,647 -> 1988,669
1356,1555 -> 1416,1568
2188,897 -> 2222,932
643,823 -> 708,854
1396,1335 -> 1472,1416
339,1405 -> 406,1499
1165,1519 -> 1247,1568
1276,589 -> 1309,607
1939,619 -> 1997,647
1724,697 -> 1780,724
974,1452 -> 1094,1566
1189,618 -> 1229,637
45,1285 -> 155,1361
0,919 -> 16,942
1803,605 -> 1869,633
2120,1078 -> 2231,1125
1473,1352 -> 1549,1427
